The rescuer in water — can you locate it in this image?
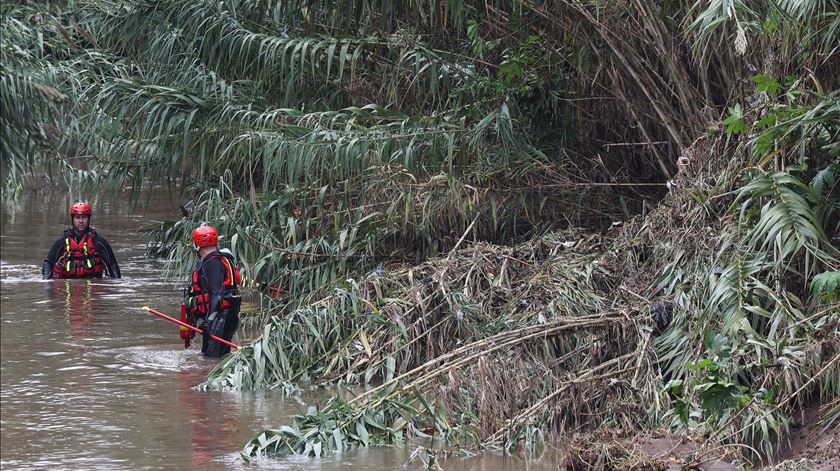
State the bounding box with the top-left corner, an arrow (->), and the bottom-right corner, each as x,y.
181,225 -> 241,357
42,202 -> 121,279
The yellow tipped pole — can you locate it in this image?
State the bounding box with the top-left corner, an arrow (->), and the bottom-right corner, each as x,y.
141,306 -> 240,349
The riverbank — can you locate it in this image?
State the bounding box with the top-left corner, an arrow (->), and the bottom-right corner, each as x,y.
205,127 -> 839,466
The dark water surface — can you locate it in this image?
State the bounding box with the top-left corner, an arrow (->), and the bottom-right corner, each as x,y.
1,191 -> 555,470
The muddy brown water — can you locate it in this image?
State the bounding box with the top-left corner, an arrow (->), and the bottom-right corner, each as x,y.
1,191 -> 557,470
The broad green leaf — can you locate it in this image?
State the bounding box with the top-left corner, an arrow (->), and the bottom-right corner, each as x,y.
723,104 -> 748,136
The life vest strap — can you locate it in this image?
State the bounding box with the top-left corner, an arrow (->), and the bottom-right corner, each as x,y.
54,231 -> 103,278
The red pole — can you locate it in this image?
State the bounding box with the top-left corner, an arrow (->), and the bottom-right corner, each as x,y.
142,306 -> 240,350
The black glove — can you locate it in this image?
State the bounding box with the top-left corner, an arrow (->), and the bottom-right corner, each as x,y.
202,311 -> 227,358
42,261 -> 54,279
194,314 -> 207,332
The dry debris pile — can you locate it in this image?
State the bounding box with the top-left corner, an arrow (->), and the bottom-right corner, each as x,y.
209,118 -> 838,465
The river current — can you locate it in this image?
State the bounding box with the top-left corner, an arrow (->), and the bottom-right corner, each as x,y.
1,190 -> 555,470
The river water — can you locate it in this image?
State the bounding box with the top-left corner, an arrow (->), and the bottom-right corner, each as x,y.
1,190 -> 556,471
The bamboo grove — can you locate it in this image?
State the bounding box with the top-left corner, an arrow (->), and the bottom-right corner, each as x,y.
2,0 -> 838,467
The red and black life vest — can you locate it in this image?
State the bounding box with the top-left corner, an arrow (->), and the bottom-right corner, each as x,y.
185,252 -> 241,319
52,229 -> 104,278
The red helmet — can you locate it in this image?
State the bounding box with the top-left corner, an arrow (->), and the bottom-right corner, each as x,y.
192,225 -> 218,248
70,202 -> 92,217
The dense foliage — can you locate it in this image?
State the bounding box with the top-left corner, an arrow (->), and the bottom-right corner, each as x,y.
2,0 -> 838,467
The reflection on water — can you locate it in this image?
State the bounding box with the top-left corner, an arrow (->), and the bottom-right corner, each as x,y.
1,192 -> 558,470
44,280 -> 98,353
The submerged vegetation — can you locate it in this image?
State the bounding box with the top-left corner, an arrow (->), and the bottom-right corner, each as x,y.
2,0 -> 838,467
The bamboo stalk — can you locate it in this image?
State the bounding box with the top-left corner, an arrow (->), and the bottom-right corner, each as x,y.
350,313 -> 623,406
485,351 -> 639,443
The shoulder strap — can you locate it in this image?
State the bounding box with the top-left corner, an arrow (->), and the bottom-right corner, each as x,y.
84,229 -> 98,246
62,228 -> 96,245
194,252 -> 220,281
196,252 -> 237,287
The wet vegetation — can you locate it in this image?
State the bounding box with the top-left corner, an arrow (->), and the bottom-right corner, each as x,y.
2,0 -> 838,468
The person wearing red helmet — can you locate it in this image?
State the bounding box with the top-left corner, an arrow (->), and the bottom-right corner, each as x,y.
42,202 -> 121,279
182,225 -> 241,357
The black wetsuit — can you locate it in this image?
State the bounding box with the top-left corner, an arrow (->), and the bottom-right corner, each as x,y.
192,252 -> 240,357
42,228 -> 121,279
